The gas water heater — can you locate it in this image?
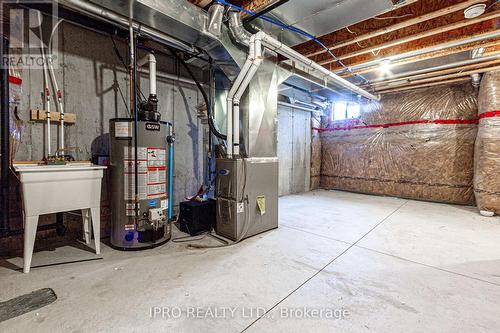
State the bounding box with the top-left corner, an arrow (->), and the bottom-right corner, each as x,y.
109,114 -> 173,250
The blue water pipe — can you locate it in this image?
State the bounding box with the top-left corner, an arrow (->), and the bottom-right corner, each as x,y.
167,123 -> 174,222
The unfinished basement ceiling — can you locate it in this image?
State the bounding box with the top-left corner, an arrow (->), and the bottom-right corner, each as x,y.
290,0 -> 500,95
186,0 -> 500,99
188,0 -> 409,46
250,0 -> 404,46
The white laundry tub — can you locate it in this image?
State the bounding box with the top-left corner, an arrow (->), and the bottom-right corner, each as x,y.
14,164 -> 106,272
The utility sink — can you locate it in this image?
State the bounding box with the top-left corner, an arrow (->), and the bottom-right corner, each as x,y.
13,163 -> 106,273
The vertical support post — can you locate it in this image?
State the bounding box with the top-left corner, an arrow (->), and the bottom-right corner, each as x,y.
1,35 -> 10,232
128,6 -> 139,221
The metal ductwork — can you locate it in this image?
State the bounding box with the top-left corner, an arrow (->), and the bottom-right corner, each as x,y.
59,0 -> 196,53
222,5 -> 379,158
206,2 -> 225,39
59,0 -> 378,159
61,1 -> 377,101
227,9 -> 252,47
61,0 -> 242,79
225,9 -> 379,100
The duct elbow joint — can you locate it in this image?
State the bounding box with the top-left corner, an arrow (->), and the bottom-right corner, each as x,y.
228,9 -> 252,47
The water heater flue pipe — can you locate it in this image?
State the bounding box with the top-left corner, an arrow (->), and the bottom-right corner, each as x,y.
138,53 -> 157,97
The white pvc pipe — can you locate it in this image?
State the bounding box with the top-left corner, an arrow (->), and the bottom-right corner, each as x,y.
226,29 -> 379,157
224,12 -> 380,157
232,36 -> 263,156
255,31 -> 380,101
138,53 -> 157,96
48,19 -> 65,153
150,55 -> 156,96
226,36 -> 255,157
48,62 -> 64,152
38,12 -> 51,157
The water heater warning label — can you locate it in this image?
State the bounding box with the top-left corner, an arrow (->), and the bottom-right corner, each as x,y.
147,148 -> 166,167
123,166 -> 147,200
146,148 -> 167,199
148,167 -> 166,184
124,147 -> 148,200
115,122 -> 132,138
124,147 -> 167,200
148,184 -> 167,199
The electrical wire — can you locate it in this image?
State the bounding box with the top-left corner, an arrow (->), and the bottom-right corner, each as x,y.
373,13 -> 413,20
213,0 -> 371,86
345,26 -> 366,49
105,35 -> 131,115
487,0 -> 500,11
171,213 -> 229,245
172,232 -> 209,243
168,47 -> 227,140
110,33 -> 147,102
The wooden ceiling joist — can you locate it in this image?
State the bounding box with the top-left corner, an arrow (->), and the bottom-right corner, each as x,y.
321,10 -> 500,64
331,23 -> 500,73
369,58 -> 500,87
377,77 -> 471,94
297,0 -> 489,58
374,63 -> 500,91
339,41 -> 500,77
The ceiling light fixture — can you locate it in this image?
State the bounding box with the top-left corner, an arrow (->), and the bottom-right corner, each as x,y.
464,4 -> 486,19
379,59 -> 392,75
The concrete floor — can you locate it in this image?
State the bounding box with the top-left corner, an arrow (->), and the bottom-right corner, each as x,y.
1,190 -> 500,332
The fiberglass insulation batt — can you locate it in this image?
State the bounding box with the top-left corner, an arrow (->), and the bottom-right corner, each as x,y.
474,71 -> 500,213
320,82 -> 478,205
